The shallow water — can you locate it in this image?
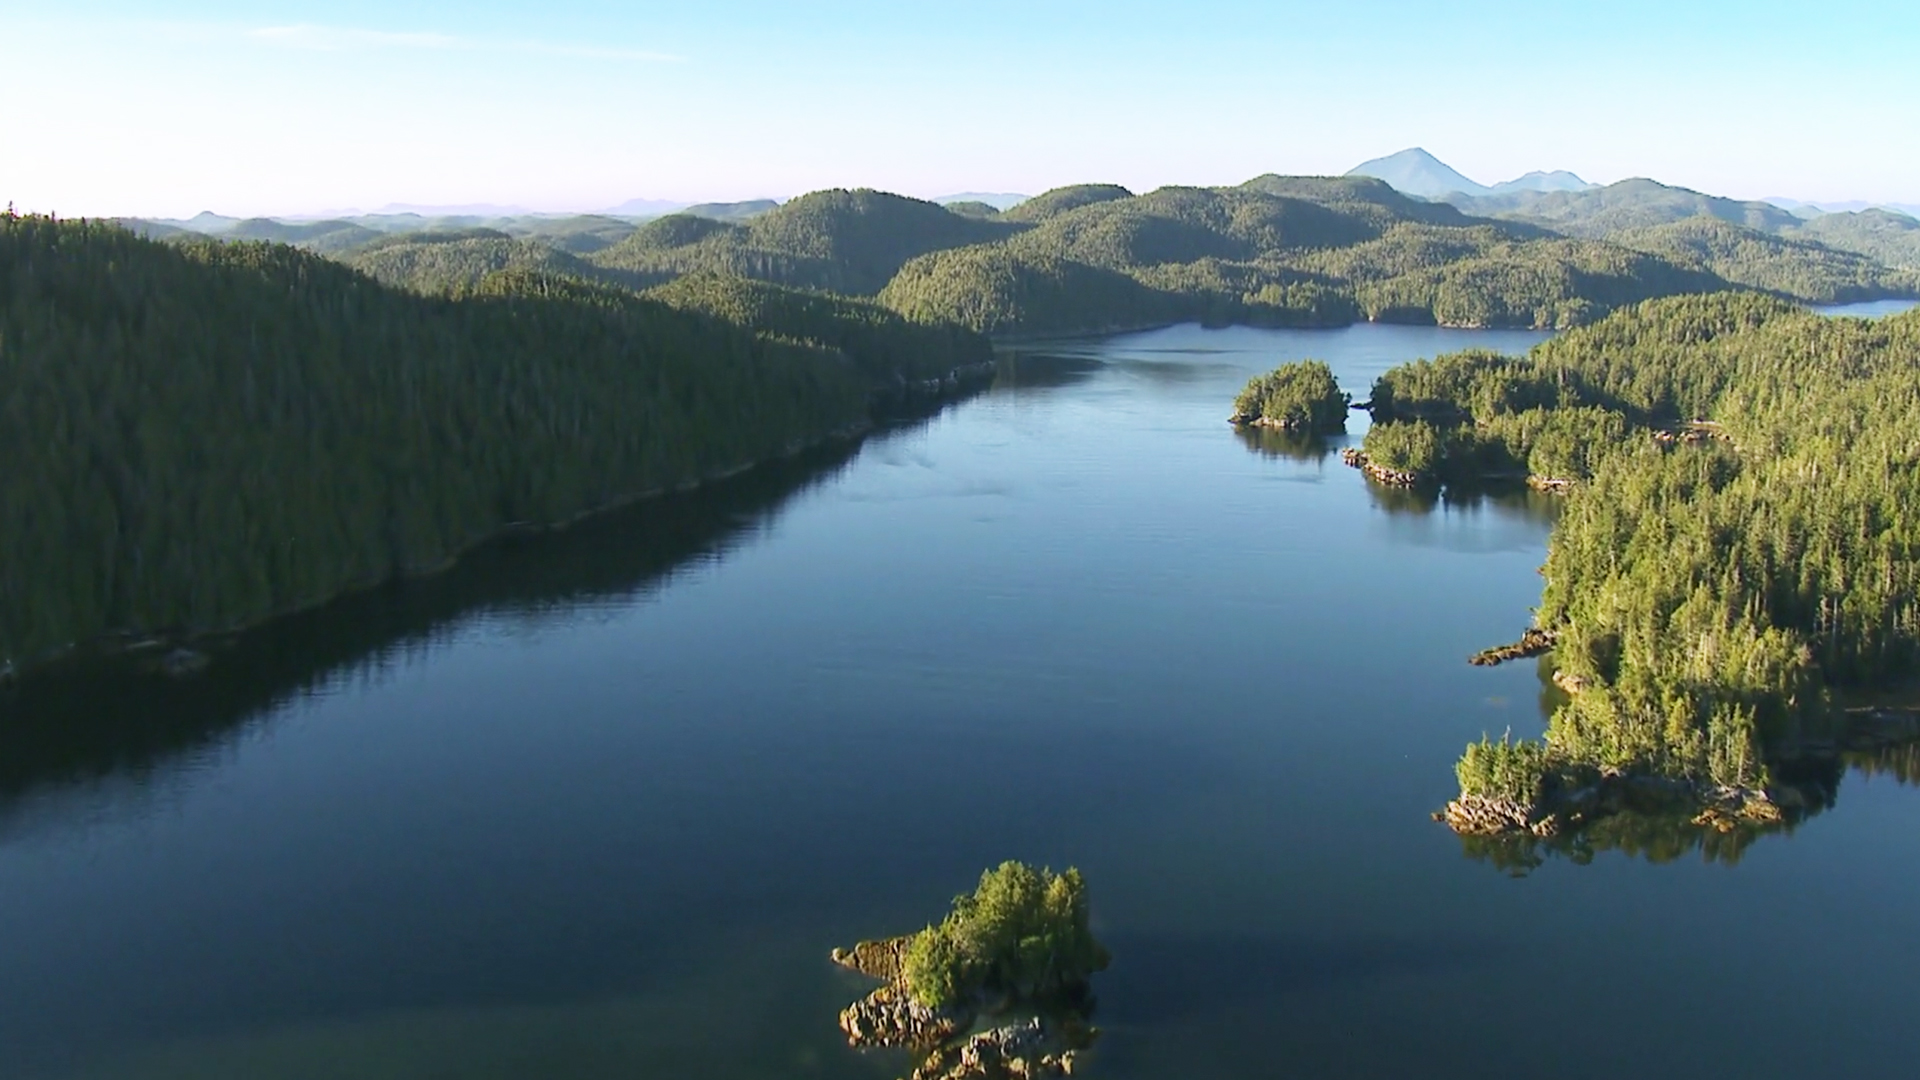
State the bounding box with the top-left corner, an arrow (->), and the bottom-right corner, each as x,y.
4,322 -> 1918,1080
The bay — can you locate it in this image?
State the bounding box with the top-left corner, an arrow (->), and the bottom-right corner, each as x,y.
3,320 -> 1917,1079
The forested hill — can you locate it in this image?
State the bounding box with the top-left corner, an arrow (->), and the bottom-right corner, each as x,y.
591,189 -> 1017,295
880,181 -> 1738,334
0,214 -> 976,672
1449,178 -> 1920,272
1349,295 -> 1920,840
572,175 -> 1912,336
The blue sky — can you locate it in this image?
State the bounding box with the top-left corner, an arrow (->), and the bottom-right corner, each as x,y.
4,0 -> 1915,217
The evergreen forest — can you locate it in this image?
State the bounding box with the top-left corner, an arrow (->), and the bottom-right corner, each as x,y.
1350,295 -> 1920,825
0,213 -> 992,671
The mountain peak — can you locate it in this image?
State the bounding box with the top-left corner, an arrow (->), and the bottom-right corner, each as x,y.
1346,148 -> 1489,199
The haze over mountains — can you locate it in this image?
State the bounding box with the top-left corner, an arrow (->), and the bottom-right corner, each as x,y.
1351,147 -> 1920,220
1348,148 -> 1595,199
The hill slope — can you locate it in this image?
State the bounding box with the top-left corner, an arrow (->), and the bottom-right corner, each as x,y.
593,189 -> 1017,295
0,215 -> 959,670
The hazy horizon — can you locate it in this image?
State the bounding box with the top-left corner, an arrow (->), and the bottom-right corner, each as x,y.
5,0 -> 1917,218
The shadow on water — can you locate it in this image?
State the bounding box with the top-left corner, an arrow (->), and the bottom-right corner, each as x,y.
0,439 -> 870,822
989,352 -> 1105,392
1094,931 -> 1502,1026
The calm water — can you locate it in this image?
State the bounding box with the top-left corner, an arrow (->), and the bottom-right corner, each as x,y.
5,322 -> 1919,1080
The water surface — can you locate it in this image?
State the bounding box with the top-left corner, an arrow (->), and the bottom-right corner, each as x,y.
4,322 -> 1917,1080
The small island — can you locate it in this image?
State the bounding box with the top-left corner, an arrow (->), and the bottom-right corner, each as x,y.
833,862 -> 1109,1080
1228,360 -> 1350,434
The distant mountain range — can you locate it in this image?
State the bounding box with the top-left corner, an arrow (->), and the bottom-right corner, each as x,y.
1348,148 -> 1594,199
1350,148 -> 1920,224
1767,197 -> 1920,220
934,192 -> 1030,211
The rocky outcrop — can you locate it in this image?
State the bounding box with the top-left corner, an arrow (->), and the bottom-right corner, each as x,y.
832,936 -> 913,983
1551,669 -> 1589,694
832,934 -> 1100,1080
1526,475 -> 1574,493
839,984 -> 971,1050
1228,412 -> 1324,432
911,1017 -> 1093,1080
1440,709 -> 1920,840
1469,627 -> 1557,667
1439,770 -> 1788,839
1339,447 -> 1421,487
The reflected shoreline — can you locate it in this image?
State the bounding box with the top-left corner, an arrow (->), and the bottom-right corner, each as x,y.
0,435 -> 880,823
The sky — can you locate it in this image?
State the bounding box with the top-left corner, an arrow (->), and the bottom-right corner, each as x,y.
3,0 -> 1916,218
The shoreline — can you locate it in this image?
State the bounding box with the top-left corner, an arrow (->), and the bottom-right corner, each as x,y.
2,369 -> 998,686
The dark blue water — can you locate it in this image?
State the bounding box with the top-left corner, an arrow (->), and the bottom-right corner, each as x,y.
4,322 -> 1917,1080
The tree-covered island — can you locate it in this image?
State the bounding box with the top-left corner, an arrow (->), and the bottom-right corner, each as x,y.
1229,360 -> 1351,433
832,862 -> 1108,1080
1326,294 -> 1920,851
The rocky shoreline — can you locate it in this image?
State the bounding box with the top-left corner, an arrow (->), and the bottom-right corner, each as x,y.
1439,708 -> 1920,839
1339,447 -> 1422,487
1469,627 -> 1557,667
832,937 -> 1095,1080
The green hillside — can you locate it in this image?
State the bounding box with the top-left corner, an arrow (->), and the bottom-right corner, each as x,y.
1791,208 -> 1920,270
223,217 -> 382,254
1454,177 -> 1920,276
647,272 -> 992,387
506,214 -> 640,254
1452,178 -> 1803,236
884,182 -> 1736,334
593,189 -> 1016,295
343,231 -> 633,294
0,214 -> 919,670
1610,217 -> 1917,303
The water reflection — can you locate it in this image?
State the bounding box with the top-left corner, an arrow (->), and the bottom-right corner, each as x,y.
0,441 -> 866,829
1232,426 -> 1339,463
1362,480 -> 1558,522
1449,739 -> 1920,873
989,352 -> 1104,391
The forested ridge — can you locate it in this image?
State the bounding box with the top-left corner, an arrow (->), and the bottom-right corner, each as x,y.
130,174 -> 1919,341
0,214 -> 986,672
1449,178 -> 1920,273
1351,295 -> 1920,832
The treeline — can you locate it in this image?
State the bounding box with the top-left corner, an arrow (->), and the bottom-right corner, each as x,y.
1358,294 -> 1920,801
645,272 -> 991,388
0,214 -> 968,670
